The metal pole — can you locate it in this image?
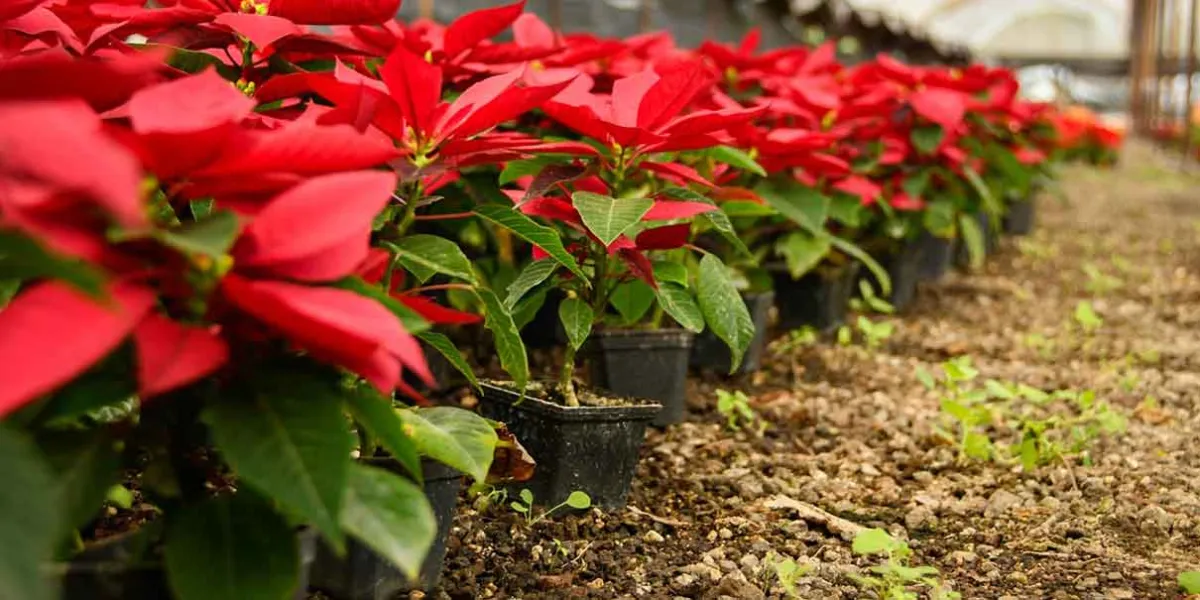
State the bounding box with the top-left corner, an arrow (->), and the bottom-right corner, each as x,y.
1182,0 -> 1199,165
549,0 -> 562,31
639,0 -> 652,33
1130,0 -> 1146,133
418,0 -> 433,20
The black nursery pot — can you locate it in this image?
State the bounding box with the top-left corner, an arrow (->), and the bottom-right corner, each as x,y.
771,262 -> 861,333
60,527 -> 317,600
588,328 -> 693,426
690,291 -> 774,375
476,381 -> 660,509
862,240 -> 924,312
310,459 -> 461,598
916,231 -> 954,282
1003,196 -> 1036,236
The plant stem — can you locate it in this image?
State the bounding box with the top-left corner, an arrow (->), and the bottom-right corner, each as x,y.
558,343 -> 579,407
394,180 -> 425,238
400,283 -> 474,295
414,211 -> 475,221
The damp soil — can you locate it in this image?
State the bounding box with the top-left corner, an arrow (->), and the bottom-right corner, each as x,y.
423,144 -> 1200,599
478,379 -> 659,409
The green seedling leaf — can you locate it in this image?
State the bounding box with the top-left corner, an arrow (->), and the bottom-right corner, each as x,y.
963,431 -> 993,460
1073,301 -> 1103,332
565,491 -> 592,510
520,489 -> 534,505
572,191 -> 653,247
505,259 -> 558,310
915,367 -> 936,389
852,528 -> 897,556
417,331 -> 479,390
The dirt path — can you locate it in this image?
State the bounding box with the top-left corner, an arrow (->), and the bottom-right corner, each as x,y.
439,143 -> 1200,600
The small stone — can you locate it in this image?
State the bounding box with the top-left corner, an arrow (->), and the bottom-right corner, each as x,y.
913,471 -> 934,484
985,489 -> 1023,517
719,527 -> 733,540
1138,505 -> 1172,532
947,550 -> 978,565
739,554 -> 761,570
1108,589 -> 1134,599
682,563 -> 722,582
701,573 -> 765,600
719,559 -> 738,572
861,463 -> 881,476
672,573 -> 697,589
1077,577 -> 1099,590
905,505 -> 937,530
644,530 -> 665,543
586,578 -> 604,590
1007,572 -> 1028,584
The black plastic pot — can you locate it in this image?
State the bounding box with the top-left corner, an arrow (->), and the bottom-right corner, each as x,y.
862,240 -> 924,312
476,381 -> 660,509
60,527 -> 317,599
916,231 -> 954,282
1003,197 -> 1036,236
690,291 -> 774,375
771,262 -> 861,333
310,459 -> 461,598
520,291 -> 566,350
588,329 -> 693,426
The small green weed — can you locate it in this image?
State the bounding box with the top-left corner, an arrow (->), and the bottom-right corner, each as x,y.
848,528 -> 960,600
510,489 -> 592,525
1082,263 -> 1122,295
837,316 -> 896,349
772,326 -> 819,355
919,357 -> 1126,470
1017,238 -> 1057,260
1179,570 -> 1200,594
765,552 -> 812,598
716,389 -> 767,435
850,281 -> 895,315
1073,301 -> 1103,333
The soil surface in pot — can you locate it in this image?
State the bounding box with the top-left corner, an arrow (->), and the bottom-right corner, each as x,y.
345,145 -> 1200,599
482,379 -> 660,409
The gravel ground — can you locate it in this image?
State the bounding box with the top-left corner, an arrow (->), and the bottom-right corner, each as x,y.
435,143 -> 1200,600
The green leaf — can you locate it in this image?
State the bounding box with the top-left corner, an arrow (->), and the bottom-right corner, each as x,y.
963,166 -> 1002,218
775,231 -> 831,279
558,297 -> 594,351
399,406 -> 498,483
0,427 -> 59,600
345,388 -> 422,482
334,276 -> 430,334
957,212 -> 985,270
1178,571 -> 1200,593
565,491 -> 592,510
704,145 -> 767,176
720,201 -> 776,218
37,430 -> 120,531
106,484 -> 134,510
827,235 -> 891,296
206,374 -> 354,551
165,492 -> 299,600
827,193 -> 866,228
474,287 -> 529,389
922,198 -> 957,237
0,229 -> 106,298
156,210 -> 240,260
340,464 -> 436,581
189,198 -> 214,220
1073,301 -> 1103,332
609,280 -> 656,325
388,235 -> 477,284
852,528 -> 896,556
417,331 -> 479,390
505,259 -> 558,310
655,283 -> 705,333
755,179 -> 829,233
652,260 -> 689,287
660,187 -> 750,256
571,192 -> 653,247
963,431 -> 993,460
697,254 -> 755,372
915,367 -> 936,389
902,171 -> 932,199
162,45 -> 241,79
511,287 -> 548,331
911,125 -> 945,155
1019,437 -> 1039,471
474,204 -> 588,282
499,156 -> 555,186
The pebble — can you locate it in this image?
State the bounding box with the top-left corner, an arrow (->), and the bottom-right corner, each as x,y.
1138,505 -> 1172,532
644,530 -> 665,543
985,489 -> 1023,517
905,505 -> 937,530
586,578 -> 604,590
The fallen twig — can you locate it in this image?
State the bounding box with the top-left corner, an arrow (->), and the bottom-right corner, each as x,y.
627,505 -> 689,528
764,495 -> 865,541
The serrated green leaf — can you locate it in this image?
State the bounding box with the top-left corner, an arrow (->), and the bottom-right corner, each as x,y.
704,145 -> 767,176
754,179 -> 829,233
571,192 -> 653,247
417,331 -> 479,390
389,234 -> 477,284
655,282 -> 705,333
156,210 -> 240,260
852,528 -> 896,555
0,427 -> 59,600
474,204 -> 588,282
400,407 -> 496,483
775,231 -> 830,279
911,125 -> 945,155
165,492 -> 299,600
206,374 -> 354,551
505,259 -> 558,310
333,276 -> 430,334
475,288 -> 529,389
609,280 -> 656,325
340,464 -> 436,581
558,297 -> 593,351
345,387 -> 422,482
697,254 -> 755,372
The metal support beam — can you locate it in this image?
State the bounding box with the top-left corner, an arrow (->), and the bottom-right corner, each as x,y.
1182,0 -> 1199,164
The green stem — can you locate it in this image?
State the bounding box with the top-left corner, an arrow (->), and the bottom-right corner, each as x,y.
394,180 -> 425,238
559,343 -> 579,408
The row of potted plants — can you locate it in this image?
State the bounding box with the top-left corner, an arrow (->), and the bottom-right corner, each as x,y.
0,0 -> 1122,598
